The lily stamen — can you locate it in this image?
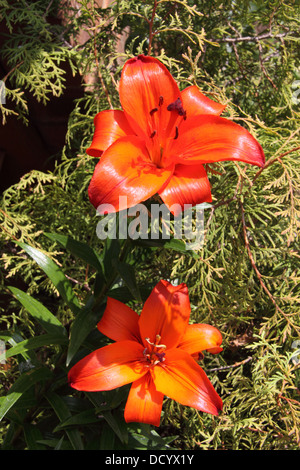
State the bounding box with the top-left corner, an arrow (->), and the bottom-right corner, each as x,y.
145,336 -> 166,350
150,107 -> 158,115
143,336 -> 167,366
174,126 -> 179,140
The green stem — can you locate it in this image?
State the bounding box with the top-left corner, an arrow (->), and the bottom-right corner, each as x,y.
92,238 -> 132,312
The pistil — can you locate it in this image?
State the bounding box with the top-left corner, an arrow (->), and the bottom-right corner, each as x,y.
167,97 -> 187,119
147,95 -> 187,167
148,96 -> 165,166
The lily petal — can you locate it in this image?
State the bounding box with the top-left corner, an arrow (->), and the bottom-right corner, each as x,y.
181,85 -> 226,117
158,164 -> 212,216
178,324 -> 223,356
119,55 -> 181,143
124,374 -> 164,427
97,297 -> 141,343
88,135 -> 173,213
170,115 -> 265,168
139,280 -> 190,350
86,110 -> 135,157
68,341 -> 146,391
152,348 -> 223,416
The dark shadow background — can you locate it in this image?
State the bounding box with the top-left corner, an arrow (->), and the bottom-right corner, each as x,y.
0,18 -> 84,194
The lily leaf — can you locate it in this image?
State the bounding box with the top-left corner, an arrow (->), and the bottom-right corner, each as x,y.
0,367 -> 52,421
66,296 -> 105,366
46,392 -> 84,450
103,237 -> 120,280
23,424 -> 46,450
53,408 -> 101,431
2,333 -> 68,361
102,409 -> 128,445
44,232 -> 103,272
16,242 -> 81,315
113,260 -> 142,302
8,286 -> 67,337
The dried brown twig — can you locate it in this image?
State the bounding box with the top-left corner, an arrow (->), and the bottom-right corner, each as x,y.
207,355 -> 252,372
240,202 -> 299,334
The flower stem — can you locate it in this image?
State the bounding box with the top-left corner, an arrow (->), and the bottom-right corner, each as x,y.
148,0 -> 158,55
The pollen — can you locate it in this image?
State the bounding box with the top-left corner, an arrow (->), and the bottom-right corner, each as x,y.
150,107 -> 158,115
174,126 -> 179,140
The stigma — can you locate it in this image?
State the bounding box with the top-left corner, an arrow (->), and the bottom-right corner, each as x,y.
167,97 -> 187,119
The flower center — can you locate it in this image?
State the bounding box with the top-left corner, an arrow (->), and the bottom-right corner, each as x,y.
143,334 -> 166,367
167,97 -> 187,119
148,96 -> 187,167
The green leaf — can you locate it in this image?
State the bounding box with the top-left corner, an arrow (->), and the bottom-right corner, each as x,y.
8,286 -> 67,337
113,260 -> 142,302
99,422 -> 116,450
2,333 -> 68,361
0,331 -> 18,341
163,238 -> 188,251
102,409 -> 128,445
36,438 -> 72,450
46,392 -> 84,450
23,424 -> 46,450
0,330 -> 36,363
103,237 -> 120,280
0,367 -> 52,421
54,436 -> 69,450
44,232 -> 103,272
16,242 -> 81,315
66,297 -> 105,366
107,284 -> 152,303
93,270 -> 106,297
134,237 -> 199,258
54,408 -> 101,430
130,425 -> 177,449
164,238 -> 200,258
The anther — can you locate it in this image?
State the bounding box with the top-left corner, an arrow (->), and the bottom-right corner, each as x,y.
159,96 -> 164,106
150,107 -> 158,116
150,130 -> 157,138
174,126 -> 179,140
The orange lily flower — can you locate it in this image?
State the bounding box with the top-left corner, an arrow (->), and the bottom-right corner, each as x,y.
68,280 -> 223,427
87,55 -> 265,216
